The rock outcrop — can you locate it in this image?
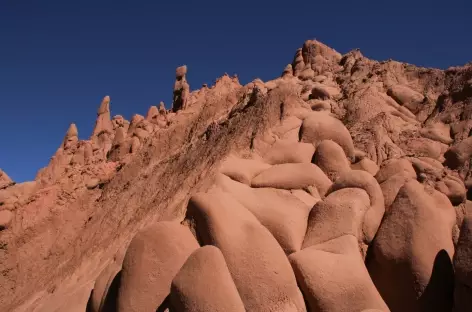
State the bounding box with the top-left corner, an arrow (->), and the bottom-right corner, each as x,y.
173,65 -> 190,112
0,169 -> 14,190
2,39 -> 472,312
92,96 -> 114,154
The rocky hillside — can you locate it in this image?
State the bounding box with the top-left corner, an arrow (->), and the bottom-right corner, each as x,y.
1,40 -> 472,312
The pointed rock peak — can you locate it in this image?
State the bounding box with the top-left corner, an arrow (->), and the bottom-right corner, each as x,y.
66,123 -> 78,138
292,48 -> 305,76
0,169 -> 14,189
176,65 -> 187,78
98,96 -> 111,115
302,39 -> 342,62
345,49 -> 364,60
282,64 -> 293,77
130,114 -> 144,124
231,74 -> 240,84
92,96 -> 113,138
159,101 -> 166,113
63,123 -> 79,148
146,106 -> 159,120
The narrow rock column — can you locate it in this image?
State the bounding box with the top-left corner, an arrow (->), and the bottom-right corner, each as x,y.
62,123 -> 79,150
172,65 -> 190,112
91,96 -> 114,157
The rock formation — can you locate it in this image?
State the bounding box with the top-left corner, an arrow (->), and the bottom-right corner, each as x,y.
1,39 -> 472,312
173,65 -> 190,112
63,123 -> 79,150
92,95 -> 114,154
0,169 -> 14,190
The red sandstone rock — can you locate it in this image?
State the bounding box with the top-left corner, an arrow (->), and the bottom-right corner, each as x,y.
219,154 -> 271,185
63,123 -> 79,150
170,246 -> 245,312
3,39 -> 472,312
216,173 -> 310,254
173,65 -> 190,112
92,96 -> 114,149
299,111 -> 355,160
313,140 -> 351,181
453,204 -> 472,312
444,136 -> 472,169
117,222 -> 199,312
367,180 -> 456,312
303,188 -> 371,248
0,169 -> 14,190
185,189 -> 307,312
0,210 -> 13,230
263,140 -> 315,165
327,170 -> 385,244
251,162 -> 332,197
290,235 -> 389,312
351,157 -> 380,176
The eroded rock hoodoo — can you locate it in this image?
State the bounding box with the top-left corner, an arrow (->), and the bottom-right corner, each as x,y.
173,65 -> 190,112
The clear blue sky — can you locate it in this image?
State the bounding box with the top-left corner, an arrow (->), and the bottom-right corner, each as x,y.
1,0 -> 471,182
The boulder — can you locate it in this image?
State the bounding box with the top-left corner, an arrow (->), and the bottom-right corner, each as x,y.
380,172 -> 413,209
185,189 -> 307,312
327,170 -> 385,244
303,188 -> 371,248
444,136 -> 472,169
290,235 -> 389,312
251,163 -> 332,197
435,177 -> 466,206
117,222 -> 199,312
312,140 -> 351,181
299,111 -> 355,160
367,180 -> 456,312
351,158 -> 380,176
263,140 -> 315,165
376,158 -> 416,184
219,154 -> 271,185
216,174 -> 311,254
170,246 -> 245,312
387,84 -> 425,113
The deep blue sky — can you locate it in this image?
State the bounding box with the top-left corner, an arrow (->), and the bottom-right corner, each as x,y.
1,0 -> 471,182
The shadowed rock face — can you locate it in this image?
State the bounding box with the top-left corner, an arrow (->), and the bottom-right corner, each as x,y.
2,39 -> 472,312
